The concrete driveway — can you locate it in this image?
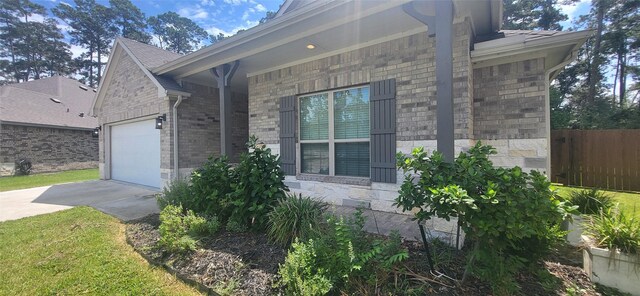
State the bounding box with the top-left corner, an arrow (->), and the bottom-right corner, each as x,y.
0,180 -> 160,222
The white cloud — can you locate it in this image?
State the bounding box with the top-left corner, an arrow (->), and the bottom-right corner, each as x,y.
27,14 -> 45,23
559,0 -> 590,21
254,3 -> 267,12
241,11 -> 250,21
178,6 -> 209,20
206,26 -> 233,37
69,45 -> 84,58
223,0 -> 247,5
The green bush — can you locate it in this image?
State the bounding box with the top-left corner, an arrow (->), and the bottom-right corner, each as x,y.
277,211 -> 409,295
226,135 -> 288,230
277,238 -> 333,296
267,193 -> 327,246
395,142 -> 574,295
569,188 -> 614,215
158,205 -> 219,253
189,155 -> 235,220
585,207 -> 640,254
225,218 -> 248,233
156,178 -> 192,210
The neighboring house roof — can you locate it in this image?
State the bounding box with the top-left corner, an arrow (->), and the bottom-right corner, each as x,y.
0,76 -> 98,129
92,37 -> 191,115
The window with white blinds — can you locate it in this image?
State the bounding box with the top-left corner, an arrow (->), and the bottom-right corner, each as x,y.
299,86 -> 370,177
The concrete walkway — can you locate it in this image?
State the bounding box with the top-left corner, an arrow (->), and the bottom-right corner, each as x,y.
0,180 -> 160,222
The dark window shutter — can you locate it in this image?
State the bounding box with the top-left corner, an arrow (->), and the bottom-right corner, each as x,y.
279,96 -> 296,175
370,79 -> 396,183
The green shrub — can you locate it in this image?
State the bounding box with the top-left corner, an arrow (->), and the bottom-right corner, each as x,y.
158,205 -> 219,253
277,211 -> 409,295
189,215 -> 221,236
225,218 -> 248,233
569,188 -> 614,215
277,238 -> 333,296
189,155 -> 234,219
267,193 -> 327,245
156,178 -> 192,210
585,207 -> 640,254
226,135 -> 288,230
395,142 -> 575,295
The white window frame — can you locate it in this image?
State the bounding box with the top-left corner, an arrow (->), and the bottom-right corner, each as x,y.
298,85 -> 370,177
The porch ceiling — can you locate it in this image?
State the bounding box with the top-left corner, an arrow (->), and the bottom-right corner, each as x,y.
157,0 -> 498,90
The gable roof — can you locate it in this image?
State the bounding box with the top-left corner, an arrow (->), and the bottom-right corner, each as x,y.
118,38 -> 182,69
0,76 -> 98,129
92,38 -> 190,115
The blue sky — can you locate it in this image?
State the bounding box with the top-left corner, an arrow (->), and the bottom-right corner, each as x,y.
33,0 -> 592,58
37,0 -> 283,48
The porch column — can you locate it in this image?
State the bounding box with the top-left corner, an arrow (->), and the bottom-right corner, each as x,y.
403,0 -> 455,161
211,61 -> 239,157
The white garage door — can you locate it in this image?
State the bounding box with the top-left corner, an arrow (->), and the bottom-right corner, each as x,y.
111,119 -> 161,188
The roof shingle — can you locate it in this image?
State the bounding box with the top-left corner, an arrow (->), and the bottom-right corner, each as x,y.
0,76 -> 98,129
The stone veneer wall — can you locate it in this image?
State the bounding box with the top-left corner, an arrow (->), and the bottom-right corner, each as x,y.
0,123 -> 98,176
246,19 -> 474,238
249,29 -> 551,213
473,57 -> 549,172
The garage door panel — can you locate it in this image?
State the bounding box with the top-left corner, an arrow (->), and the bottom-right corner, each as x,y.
111,119 -> 161,188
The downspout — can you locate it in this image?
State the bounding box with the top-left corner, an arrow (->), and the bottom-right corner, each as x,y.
544,50 -> 577,176
173,95 -> 183,180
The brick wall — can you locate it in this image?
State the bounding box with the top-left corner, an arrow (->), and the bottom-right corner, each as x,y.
178,81 -> 248,167
248,19 -> 474,144
473,58 -> 547,139
97,53 -> 172,172
472,57 -> 549,172
0,123 -> 98,176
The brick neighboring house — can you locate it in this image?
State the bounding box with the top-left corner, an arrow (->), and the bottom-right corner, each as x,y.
0,76 -> 98,176
94,0 -> 589,215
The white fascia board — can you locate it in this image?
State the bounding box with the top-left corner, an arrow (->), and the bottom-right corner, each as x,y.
153,0 -> 411,76
166,89 -> 191,97
471,30 -> 592,62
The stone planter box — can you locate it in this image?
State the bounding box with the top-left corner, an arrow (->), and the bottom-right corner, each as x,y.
562,214 -> 584,246
582,236 -> 640,295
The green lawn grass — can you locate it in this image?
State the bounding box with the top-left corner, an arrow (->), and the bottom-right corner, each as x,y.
553,185 -> 640,219
0,207 -> 200,296
0,168 -> 99,192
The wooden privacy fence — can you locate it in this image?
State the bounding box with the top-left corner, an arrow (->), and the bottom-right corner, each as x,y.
551,129 -> 640,191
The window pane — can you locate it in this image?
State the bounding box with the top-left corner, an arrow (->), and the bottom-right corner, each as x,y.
301,143 -> 329,175
335,142 -> 369,177
299,94 -> 328,140
334,87 -> 369,139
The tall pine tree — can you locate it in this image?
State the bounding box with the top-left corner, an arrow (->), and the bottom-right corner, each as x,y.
148,12 -> 208,54
0,0 -> 72,82
53,0 -> 117,87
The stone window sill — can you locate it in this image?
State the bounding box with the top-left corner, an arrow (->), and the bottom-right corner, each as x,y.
296,174 -> 371,186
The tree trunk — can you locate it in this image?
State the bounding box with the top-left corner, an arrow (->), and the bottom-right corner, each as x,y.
588,0 -> 606,103
97,44 -> 102,86
619,53 -> 626,106
89,43 -> 94,87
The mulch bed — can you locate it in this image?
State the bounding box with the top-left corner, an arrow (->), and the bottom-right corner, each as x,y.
126,214 -> 609,296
